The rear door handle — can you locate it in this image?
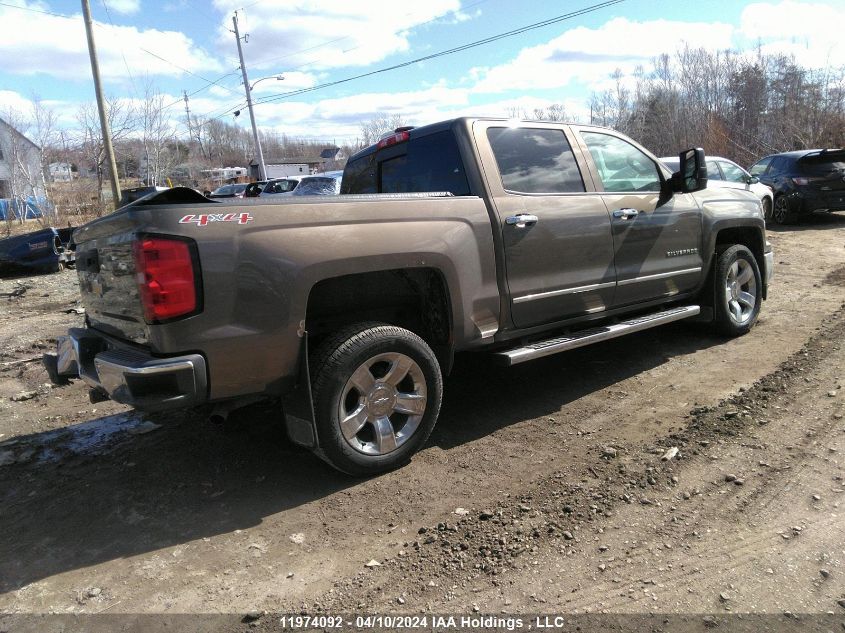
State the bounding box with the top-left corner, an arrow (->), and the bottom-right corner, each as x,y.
505,214 -> 539,228
612,208 -> 640,219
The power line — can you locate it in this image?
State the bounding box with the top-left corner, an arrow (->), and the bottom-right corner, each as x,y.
98,0 -> 139,99
0,0 -> 241,109
243,0 -> 627,111
140,48 -> 241,96
247,0 -> 491,72
0,1 -> 73,18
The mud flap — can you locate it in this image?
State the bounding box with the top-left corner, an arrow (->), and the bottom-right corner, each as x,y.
282,332 -> 319,450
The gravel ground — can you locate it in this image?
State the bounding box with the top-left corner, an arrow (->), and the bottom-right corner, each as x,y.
0,214 -> 844,631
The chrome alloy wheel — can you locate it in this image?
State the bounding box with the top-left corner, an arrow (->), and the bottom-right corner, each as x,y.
724,258 -> 757,325
338,352 -> 427,456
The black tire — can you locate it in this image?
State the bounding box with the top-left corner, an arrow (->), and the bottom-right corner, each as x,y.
761,197 -> 772,224
713,245 -> 762,337
310,323 -> 443,476
772,195 -> 796,225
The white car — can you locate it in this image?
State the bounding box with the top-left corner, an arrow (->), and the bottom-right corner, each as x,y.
259,176 -> 302,197
660,155 -> 774,220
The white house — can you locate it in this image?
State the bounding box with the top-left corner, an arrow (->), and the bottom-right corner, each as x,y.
0,117 -> 45,199
49,162 -> 74,182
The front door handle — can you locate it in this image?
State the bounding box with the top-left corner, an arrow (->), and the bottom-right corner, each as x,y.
612,208 -> 640,220
505,214 -> 539,228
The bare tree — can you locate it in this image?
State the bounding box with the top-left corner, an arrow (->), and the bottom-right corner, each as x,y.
30,96 -> 56,190
139,82 -> 178,186
76,97 -> 135,212
359,113 -> 406,147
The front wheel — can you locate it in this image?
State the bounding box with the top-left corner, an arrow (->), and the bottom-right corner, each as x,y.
310,323 -> 443,476
713,245 -> 762,337
761,197 -> 772,224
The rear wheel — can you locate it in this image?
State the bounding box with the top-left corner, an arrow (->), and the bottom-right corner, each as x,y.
311,323 -> 443,476
713,245 -> 762,336
772,195 -> 795,225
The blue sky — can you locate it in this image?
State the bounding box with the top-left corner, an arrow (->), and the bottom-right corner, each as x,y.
1,0 -> 844,144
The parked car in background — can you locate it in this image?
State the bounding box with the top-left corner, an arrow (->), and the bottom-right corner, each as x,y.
260,177 -> 301,196
208,183 -> 248,199
291,171 -> 342,196
244,181 -> 269,197
749,149 -> 845,224
661,155 -> 773,220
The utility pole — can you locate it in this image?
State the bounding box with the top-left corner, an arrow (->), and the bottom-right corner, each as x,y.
232,12 -> 266,181
80,0 -> 121,207
183,90 -> 193,140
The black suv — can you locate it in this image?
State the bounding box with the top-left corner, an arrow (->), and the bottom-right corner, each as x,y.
749,149 -> 845,224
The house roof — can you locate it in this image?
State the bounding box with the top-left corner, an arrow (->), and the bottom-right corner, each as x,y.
0,117 -> 41,153
249,157 -> 324,166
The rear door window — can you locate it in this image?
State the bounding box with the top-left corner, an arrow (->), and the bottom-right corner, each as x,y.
486,127 -> 585,193
769,156 -> 790,175
749,157 -> 772,176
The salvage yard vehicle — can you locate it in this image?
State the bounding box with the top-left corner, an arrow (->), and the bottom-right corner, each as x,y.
53,117 -> 773,475
749,149 -> 845,225
0,226 -> 75,275
661,155 -> 774,222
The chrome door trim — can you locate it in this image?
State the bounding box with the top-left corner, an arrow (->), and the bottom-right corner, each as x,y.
616,267 -> 702,287
513,280 -> 616,304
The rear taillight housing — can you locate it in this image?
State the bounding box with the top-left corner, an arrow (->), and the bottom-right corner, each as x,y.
791,176 -> 820,186
133,236 -> 200,323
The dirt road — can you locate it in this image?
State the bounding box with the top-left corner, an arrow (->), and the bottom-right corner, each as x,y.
1,215 -> 844,625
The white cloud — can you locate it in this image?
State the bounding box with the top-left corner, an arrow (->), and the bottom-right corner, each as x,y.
103,0 -> 140,15
0,90 -> 35,118
211,0 -> 465,73
471,17 -> 734,94
739,1 -> 845,67
0,2 -> 221,81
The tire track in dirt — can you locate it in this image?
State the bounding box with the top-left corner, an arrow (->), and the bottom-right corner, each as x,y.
306,306 -> 845,618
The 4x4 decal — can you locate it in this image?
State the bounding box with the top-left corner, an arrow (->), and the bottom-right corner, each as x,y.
179,212 -> 254,227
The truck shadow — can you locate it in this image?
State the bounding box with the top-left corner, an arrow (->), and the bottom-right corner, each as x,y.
0,322 -> 727,593
432,321 -> 725,450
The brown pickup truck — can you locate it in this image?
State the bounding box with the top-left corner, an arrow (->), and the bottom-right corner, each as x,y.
55,118 -> 773,474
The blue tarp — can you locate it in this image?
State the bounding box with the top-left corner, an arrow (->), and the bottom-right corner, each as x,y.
0,197 -> 53,221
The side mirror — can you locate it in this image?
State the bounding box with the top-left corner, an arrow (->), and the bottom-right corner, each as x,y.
746,175 -> 759,185
670,148 -> 707,193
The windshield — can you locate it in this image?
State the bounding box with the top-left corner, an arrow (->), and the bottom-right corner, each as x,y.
293,177 -> 339,195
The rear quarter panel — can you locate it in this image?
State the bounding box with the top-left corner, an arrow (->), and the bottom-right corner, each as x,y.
82,196 -> 499,401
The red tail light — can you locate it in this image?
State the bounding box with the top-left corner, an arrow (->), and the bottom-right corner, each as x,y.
376,130 -> 410,149
133,237 -> 199,322
792,176 -> 820,186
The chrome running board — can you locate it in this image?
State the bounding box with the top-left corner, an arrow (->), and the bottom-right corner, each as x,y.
496,305 -> 701,366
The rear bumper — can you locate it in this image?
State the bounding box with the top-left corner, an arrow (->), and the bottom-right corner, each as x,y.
789,190 -> 845,214
56,327 -> 207,410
